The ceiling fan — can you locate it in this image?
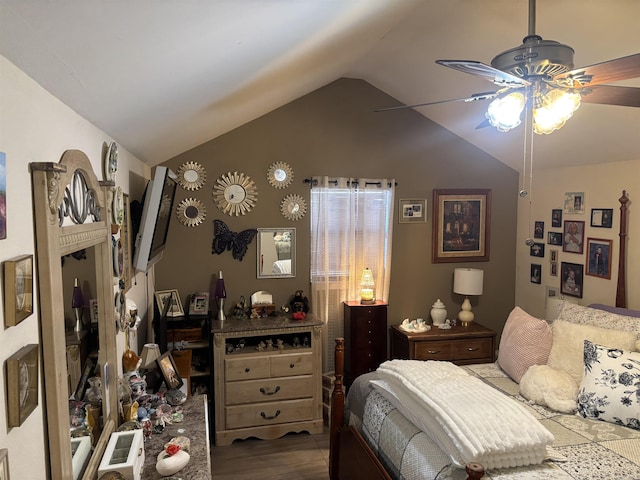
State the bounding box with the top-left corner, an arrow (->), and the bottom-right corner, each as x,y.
378,0 -> 640,134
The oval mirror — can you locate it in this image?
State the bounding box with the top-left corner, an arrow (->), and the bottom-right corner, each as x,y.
257,228 -> 296,278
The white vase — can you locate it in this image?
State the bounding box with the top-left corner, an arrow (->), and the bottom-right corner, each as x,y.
430,299 -> 447,326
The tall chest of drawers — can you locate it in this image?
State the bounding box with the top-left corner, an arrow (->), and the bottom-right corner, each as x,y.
212,315 -> 323,446
343,301 -> 388,388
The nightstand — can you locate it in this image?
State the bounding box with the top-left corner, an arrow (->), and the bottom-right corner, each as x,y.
390,322 -> 496,364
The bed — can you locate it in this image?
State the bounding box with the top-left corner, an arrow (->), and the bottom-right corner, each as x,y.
329,191 -> 638,480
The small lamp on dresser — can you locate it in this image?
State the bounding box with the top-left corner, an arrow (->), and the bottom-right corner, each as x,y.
360,267 -> 375,304
453,268 -> 484,324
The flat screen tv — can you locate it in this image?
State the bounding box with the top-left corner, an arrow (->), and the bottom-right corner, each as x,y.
132,166 -> 178,273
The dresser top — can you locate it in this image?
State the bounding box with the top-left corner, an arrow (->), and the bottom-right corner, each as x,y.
211,313 -> 322,334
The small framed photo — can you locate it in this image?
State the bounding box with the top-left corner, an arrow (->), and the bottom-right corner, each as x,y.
551,209 -> 562,228
586,238 -> 613,279
550,262 -> 558,276
6,344 -> 39,427
399,198 -> 427,223
561,262 -> 584,298
590,208 -> 613,228
546,285 -> 559,298
89,299 -> 99,324
564,192 -> 585,214
155,289 -> 184,317
562,220 -> 585,254
547,232 -> 562,246
550,249 -> 559,262
530,264 -> 542,284
530,242 -> 545,257
3,254 -> 34,327
189,292 -> 210,316
534,221 -> 544,239
156,351 -> 183,391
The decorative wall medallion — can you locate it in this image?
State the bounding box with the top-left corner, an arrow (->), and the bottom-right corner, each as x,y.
280,194 -> 307,221
212,171 -> 258,216
113,186 -> 124,226
267,162 -> 293,189
104,142 -> 118,182
176,161 -> 206,191
176,198 -> 206,227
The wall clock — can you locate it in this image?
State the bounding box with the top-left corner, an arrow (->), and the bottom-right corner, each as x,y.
281,194 -> 307,221
267,161 -> 293,189
104,142 -> 118,182
212,171 -> 258,216
176,161 -> 206,191
176,198 -> 206,227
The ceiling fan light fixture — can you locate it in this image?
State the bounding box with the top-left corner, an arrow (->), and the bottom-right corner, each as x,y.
532,89 -> 581,134
486,92 -> 525,132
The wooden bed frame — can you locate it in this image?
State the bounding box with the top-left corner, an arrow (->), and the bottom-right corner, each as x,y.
329,190 -> 630,480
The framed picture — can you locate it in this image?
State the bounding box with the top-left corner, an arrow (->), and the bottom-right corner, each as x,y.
530,242 -> 545,257
550,262 -> 558,276
3,254 -> 34,327
121,193 -> 133,292
550,249 -> 558,262
398,198 -> 427,223
0,448 -> 8,480
590,208 -> 613,228
189,292 -> 210,316
586,237 -> 613,279
562,220 -> 585,254
6,344 -> 39,427
530,264 -> 541,284
155,289 -> 184,317
432,189 -> 491,263
156,351 -> 183,391
564,192 -> 585,214
546,285 -> 559,298
89,298 -> 99,324
534,221 -> 544,239
561,262 -> 584,298
547,232 -> 562,246
551,209 -> 562,228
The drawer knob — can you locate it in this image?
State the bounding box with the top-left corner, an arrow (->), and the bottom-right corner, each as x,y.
289,363 -> 295,368
260,410 -> 281,420
259,386 -> 281,396
245,367 -> 251,373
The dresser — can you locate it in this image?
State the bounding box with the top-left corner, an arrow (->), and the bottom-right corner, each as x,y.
212,315 -> 324,446
343,301 -> 388,388
390,322 -> 496,364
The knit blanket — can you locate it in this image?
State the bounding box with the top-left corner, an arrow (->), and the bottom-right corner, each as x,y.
374,360 -> 554,469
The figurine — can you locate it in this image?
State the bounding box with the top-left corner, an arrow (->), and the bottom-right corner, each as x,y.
277,339 -> 284,350
290,290 -> 310,314
233,296 -> 247,318
256,341 -> 266,351
266,338 -> 273,350
293,337 -> 300,348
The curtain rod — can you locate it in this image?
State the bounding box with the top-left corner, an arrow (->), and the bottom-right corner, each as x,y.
304,178 -> 397,187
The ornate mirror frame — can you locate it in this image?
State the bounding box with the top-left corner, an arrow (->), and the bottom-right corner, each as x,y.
31,150 -> 119,479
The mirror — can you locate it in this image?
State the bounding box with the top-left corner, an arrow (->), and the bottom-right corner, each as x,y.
31,150 -> 119,480
257,228 -> 296,278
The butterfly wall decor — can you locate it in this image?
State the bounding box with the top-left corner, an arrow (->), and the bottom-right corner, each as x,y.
212,219 -> 257,261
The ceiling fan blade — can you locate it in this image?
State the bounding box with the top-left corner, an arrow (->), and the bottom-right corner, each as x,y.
579,85 -> 640,107
375,91 -> 500,112
436,60 -> 531,87
553,53 -> 640,87
475,118 -> 491,130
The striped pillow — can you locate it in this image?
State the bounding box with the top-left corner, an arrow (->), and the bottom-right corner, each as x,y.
498,307 -> 553,383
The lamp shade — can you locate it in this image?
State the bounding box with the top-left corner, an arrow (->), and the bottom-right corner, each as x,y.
453,268 -> 484,296
71,277 -> 85,308
360,267 -> 375,304
214,271 -> 226,299
140,343 -> 161,369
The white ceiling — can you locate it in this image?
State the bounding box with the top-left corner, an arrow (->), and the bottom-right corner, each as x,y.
1,0 -> 639,171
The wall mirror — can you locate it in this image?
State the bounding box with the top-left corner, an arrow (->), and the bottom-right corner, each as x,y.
257,228 -> 296,278
31,150 -> 119,480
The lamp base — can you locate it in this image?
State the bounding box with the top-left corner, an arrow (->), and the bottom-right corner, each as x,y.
457,297 -> 475,325
360,298 -> 376,305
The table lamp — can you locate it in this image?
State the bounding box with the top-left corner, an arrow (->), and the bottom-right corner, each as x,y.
360,267 -> 375,305
71,277 -> 85,332
215,270 -> 227,320
453,268 -> 484,324
140,343 -> 161,369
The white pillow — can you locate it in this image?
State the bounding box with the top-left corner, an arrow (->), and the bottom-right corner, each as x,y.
547,319 -> 637,385
578,340 -> 640,430
520,364 -> 578,413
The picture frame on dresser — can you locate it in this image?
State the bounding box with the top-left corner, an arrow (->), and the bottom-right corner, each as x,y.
432,189 -> 491,263
3,254 -> 34,327
155,289 -> 184,317
398,198 -> 427,223
156,351 -> 183,391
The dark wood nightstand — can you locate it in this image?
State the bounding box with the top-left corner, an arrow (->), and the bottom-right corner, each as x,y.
390,322 -> 496,364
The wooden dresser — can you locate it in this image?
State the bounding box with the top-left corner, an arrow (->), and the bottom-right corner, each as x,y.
212,315 -> 324,446
343,301 -> 388,388
390,322 -> 496,364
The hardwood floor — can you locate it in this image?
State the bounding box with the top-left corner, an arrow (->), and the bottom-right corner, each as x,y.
211,427 -> 330,479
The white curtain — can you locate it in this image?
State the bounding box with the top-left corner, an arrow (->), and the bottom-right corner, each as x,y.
309,176 -> 395,372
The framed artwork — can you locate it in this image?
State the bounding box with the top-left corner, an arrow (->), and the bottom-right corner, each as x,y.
550,249 -> 558,263
561,262 -> 584,298
551,209 -> 562,228
534,221 -> 544,239
398,198 -> 427,223
590,208 -> 613,228
121,193 -> 133,292
431,189 -> 491,263
530,242 -> 545,257
546,285 -> 559,298
0,152 -> 5,240
564,192 -> 585,214
586,237 -> 613,279
155,289 -> 184,317
547,232 -> 562,246
550,262 -> 558,276
188,292 -> 210,316
0,448 -> 8,480
562,220 -> 585,254
6,344 -> 39,427
3,254 -> 34,327
530,264 -> 541,284
156,351 -> 183,391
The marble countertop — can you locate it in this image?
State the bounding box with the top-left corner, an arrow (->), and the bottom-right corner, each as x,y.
211,313 -> 321,334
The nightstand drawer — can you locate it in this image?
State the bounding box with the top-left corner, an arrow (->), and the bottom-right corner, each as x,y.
225,398 -> 314,429
450,338 -> 493,360
226,375 -> 314,405
414,341 -> 451,361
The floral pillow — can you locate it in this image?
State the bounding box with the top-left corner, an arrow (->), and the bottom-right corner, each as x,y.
577,340 -> 640,430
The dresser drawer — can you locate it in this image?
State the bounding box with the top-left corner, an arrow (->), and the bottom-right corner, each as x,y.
270,352 -> 313,377
450,338 -> 493,360
225,375 -> 314,405
225,398 -> 314,429
414,341 -> 451,360
225,356 -> 270,382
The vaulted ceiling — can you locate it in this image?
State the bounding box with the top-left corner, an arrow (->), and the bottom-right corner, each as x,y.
1,0 -> 638,171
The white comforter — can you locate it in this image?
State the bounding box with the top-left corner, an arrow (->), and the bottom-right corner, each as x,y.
374,360 -> 554,469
